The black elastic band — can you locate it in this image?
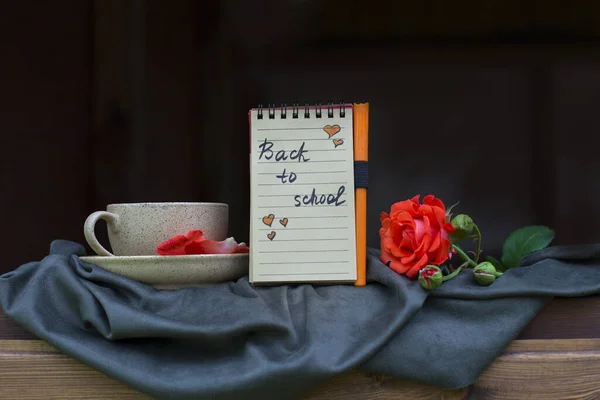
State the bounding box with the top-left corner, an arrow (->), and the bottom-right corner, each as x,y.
354,161 -> 369,189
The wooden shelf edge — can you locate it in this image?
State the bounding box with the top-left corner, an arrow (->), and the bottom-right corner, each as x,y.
0,338 -> 599,399
2,337 -> 599,354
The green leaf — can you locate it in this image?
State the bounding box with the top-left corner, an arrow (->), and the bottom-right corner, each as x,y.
486,255 -> 505,272
500,225 -> 555,269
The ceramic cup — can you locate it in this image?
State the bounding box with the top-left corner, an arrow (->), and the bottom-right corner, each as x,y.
83,202 -> 228,256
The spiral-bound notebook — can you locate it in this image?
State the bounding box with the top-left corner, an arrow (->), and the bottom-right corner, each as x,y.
249,103 -> 368,285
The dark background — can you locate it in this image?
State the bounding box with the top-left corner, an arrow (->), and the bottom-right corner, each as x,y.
2,0 -> 600,272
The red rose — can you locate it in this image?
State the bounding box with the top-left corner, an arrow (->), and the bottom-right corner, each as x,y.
379,194 -> 455,279
156,230 -> 249,256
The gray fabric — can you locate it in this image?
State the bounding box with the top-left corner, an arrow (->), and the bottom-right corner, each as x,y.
1,240 -> 599,400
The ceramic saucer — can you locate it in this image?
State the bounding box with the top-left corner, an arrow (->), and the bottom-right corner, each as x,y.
79,253 -> 249,289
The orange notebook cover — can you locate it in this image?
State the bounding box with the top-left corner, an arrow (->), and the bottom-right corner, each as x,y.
353,103 -> 369,286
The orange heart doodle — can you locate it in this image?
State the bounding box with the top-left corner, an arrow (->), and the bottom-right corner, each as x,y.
279,218 -> 288,227
333,139 -> 344,148
262,214 -> 275,227
267,231 -> 276,241
323,124 -> 341,138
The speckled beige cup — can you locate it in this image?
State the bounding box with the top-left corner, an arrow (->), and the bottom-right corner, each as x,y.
84,202 -> 228,256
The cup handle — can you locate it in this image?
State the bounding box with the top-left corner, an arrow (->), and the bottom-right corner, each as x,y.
84,211 -> 119,256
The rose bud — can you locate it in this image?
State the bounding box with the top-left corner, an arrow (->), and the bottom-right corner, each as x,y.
450,214 -> 475,242
473,261 -> 503,286
418,265 -> 443,290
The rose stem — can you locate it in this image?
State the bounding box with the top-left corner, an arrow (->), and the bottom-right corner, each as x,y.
442,261 -> 467,282
452,244 -> 478,268
473,223 -> 482,263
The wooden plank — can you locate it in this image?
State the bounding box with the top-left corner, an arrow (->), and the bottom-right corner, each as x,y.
0,340 -> 58,353
92,0 -> 134,214
305,339 -> 600,399
2,338 -> 597,356
136,0 -> 203,202
0,339 -> 598,399
196,0 -> 251,242
471,350 -> 600,399
313,0 -> 600,40
0,352 -> 151,400
506,338 -> 600,352
93,0 -> 131,130
92,0 -> 207,210
0,0 -> 94,273
517,296 -> 600,339
268,44 -> 600,69
307,372 -> 469,399
0,313 -> 37,340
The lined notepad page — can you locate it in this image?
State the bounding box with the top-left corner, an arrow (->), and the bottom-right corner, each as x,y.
249,105 -> 357,283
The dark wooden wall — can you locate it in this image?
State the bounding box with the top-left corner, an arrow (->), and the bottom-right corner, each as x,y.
0,1 -> 93,270
3,0 -> 600,272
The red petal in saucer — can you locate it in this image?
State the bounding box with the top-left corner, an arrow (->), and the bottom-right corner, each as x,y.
156,230 -> 205,255
185,237 -> 250,255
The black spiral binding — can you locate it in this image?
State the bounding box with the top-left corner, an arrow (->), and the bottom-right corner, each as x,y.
256,101 -> 347,119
